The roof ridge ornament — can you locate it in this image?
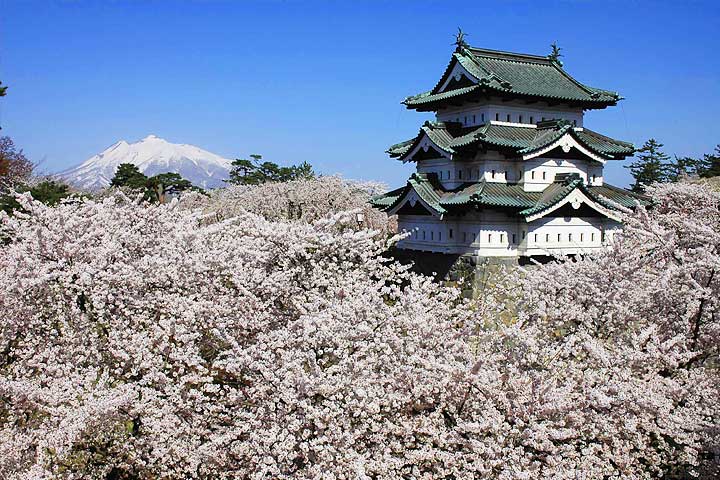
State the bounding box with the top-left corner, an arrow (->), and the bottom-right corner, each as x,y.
453,28 -> 469,52
548,41 -> 564,67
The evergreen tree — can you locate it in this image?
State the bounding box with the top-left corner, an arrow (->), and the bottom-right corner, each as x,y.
625,139 -> 671,193
0,180 -> 73,215
665,155 -> 704,182
0,80 -> 7,97
110,163 -> 148,189
698,145 -> 720,178
146,172 -> 195,203
227,154 -> 315,186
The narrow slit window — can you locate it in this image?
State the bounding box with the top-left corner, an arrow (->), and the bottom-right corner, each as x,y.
542,171 -> 546,180
591,232 -> 595,242
557,233 -> 561,242
481,113 -> 485,122
545,234 -> 550,242
423,231 -> 426,240
459,170 -> 462,179
504,170 -> 508,180
534,233 -> 538,242
472,114 -> 476,124
519,115 -> 523,123
522,231 -> 526,239
491,169 -> 496,179
530,116 -> 534,123
447,170 -> 450,179
438,231 -> 442,241
431,231 -> 434,240
506,113 -> 511,122
580,233 -> 584,242
495,113 -> 499,121
500,233 -> 505,243
464,116 -> 467,125
531,171 -> 535,180
512,233 -> 516,243
569,233 -> 573,242
463,232 -> 467,242
449,228 -> 453,239
488,233 -> 492,243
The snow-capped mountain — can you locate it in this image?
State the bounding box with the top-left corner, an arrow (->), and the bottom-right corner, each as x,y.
57,135 -> 232,191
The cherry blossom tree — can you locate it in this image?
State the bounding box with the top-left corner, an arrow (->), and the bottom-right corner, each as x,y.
0,181 -> 718,479
182,175 -> 395,234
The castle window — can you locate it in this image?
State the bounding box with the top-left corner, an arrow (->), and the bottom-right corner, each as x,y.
512,233 -> 516,243
431,231 -> 434,240
472,233 -> 476,241
602,231 -> 606,242
495,113 -> 499,121
522,231 -> 526,239
531,171 -> 535,180
530,116 -> 534,123
591,232 -> 595,242
464,116 -> 467,125
488,233 -> 492,243
438,231 -> 442,241
545,234 -> 550,242
447,170 -> 450,179
518,170 -> 522,181
473,114 -> 476,124
569,233 -> 573,242
449,229 -> 453,239
504,170 -> 507,180
534,234 -> 538,242
506,114 -> 511,122
463,232 -> 467,242
481,113 -> 485,122
491,169 -> 496,179
459,170 -> 462,179
501,233 -> 505,243
580,233 -> 584,242
592,174 -> 596,183
519,115 -> 523,123
557,233 -> 561,242
542,171 -> 546,180
423,231 -> 426,240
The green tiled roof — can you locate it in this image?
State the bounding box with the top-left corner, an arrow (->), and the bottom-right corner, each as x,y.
404,46 -> 622,111
370,172 -> 649,219
388,120 -> 634,162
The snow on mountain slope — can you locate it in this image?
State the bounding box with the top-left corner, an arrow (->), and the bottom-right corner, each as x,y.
57,135 -> 233,190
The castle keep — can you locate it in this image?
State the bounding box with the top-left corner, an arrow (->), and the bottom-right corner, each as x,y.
372,40 -> 647,259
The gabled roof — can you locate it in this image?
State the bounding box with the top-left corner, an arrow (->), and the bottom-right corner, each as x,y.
370,173 -> 650,221
388,120 -> 634,162
403,46 -> 622,111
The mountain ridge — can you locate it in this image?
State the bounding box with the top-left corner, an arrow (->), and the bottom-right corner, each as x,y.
57,135 -> 232,191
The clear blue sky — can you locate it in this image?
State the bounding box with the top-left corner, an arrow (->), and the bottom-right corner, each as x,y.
2,0 -> 719,188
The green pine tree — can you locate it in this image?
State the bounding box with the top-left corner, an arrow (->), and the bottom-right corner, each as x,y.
110,163 -> 148,189
699,145 -> 720,178
625,138 -> 671,193
146,172 -> 195,203
227,154 -> 315,186
0,180 -> 74,215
